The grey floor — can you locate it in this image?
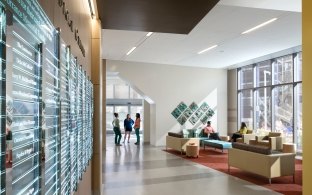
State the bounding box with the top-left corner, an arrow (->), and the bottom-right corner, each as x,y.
103,134 -> 280,195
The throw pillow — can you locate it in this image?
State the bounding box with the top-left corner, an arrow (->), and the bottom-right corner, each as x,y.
262,136 -> 269,140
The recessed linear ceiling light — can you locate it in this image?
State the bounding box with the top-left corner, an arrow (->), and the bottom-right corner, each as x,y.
197,45 -> 218,54
146,32 -> 153,36
242,18 -> 278,34
126,47 -> 137,55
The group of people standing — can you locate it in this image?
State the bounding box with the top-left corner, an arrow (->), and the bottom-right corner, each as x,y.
112,113 -> 141,146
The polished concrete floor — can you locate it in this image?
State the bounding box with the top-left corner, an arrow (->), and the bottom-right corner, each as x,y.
103,134 -> 280,195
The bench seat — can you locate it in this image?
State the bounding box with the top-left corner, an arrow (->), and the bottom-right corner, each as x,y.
203,140 -> 232,152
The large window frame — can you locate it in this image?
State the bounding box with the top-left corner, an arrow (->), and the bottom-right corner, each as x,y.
237,52 -> 302,153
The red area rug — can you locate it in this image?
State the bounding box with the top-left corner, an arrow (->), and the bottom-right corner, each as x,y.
165,148 -> 302,195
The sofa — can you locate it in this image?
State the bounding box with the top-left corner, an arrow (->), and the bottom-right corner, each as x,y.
166,132 -> 200,154
228,142 -> 295,184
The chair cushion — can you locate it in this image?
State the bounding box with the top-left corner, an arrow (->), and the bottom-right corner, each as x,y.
168,132 -> 183,138
246,130 -> 253,134
232,142 -> 272,155
268,132 -> 281,137
198,129 -> 208,137
262,136 -> 269,140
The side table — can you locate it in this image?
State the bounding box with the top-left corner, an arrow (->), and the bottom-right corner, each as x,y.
283,143 -> 296,153
186,144 -> 199,158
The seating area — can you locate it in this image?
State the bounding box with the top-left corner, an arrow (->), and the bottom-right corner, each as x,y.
166,130 -> 297,185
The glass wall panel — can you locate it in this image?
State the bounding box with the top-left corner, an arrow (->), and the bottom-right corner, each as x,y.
239,90 -> 253,128
0,6 -> 6,194
106,106 -> 114,130
295,83 -> 302,152
256,60 -> 271,87
115,106 -> 128,128
273,85 -> 293,143
256,88 -> 272,131
42,29 -> 60,195
106,84 -> 113,99
273,55 -> 293,84
114,84 -> 129,99
1,1 -> 94,194
6,10 -> 42,195
69,55 -> 78,192
238,51 -> 302,153
60,43 -> 70,195
294,52 -> 302,82
239,65 -> 253,89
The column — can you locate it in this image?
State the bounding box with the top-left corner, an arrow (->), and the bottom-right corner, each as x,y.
91,19 -> 103,195
303,0 -> 312,193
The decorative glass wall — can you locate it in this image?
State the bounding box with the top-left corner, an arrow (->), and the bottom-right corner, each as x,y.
0,0 -> 94,194
237,52 -> 302,153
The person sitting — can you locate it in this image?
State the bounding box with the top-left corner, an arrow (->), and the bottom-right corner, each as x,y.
204,121 -> 220,140
231,122 -> 248,142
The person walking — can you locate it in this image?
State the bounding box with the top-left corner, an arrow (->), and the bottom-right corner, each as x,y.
123,114 -> 134,143
112,113 -> 122,146
134,113 -> 141,145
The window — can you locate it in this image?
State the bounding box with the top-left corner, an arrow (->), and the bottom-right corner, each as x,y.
256,60 -> 271,87
273,55 -> 293,84
256,88 -> 272,131
294,52 -> 302,82
106,105 -> 144,130
115,106 -> 128,128
131,106 -> 143,128
273,85 -> 293,143
237,52 -> 302,154
115,84 -> 129,99
294,83 -> 302,152
106,84 -> 114,98
239,90 -> 253,128
106,106 -> 114,129
239,65 -> 253,89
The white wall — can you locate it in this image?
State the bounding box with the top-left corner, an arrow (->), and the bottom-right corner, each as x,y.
107,60 -> 228,146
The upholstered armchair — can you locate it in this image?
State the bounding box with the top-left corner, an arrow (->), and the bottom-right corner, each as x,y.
254,132 -> 285,150
236,130 -> 255,144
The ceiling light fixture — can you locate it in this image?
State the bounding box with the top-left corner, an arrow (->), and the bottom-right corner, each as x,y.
126,47 -> 136,55
242,18 -> 278,34
198,45 -> 218,54
146,32 -> 153,37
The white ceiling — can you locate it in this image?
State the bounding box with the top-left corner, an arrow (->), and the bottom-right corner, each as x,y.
101,0 -> 301,69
